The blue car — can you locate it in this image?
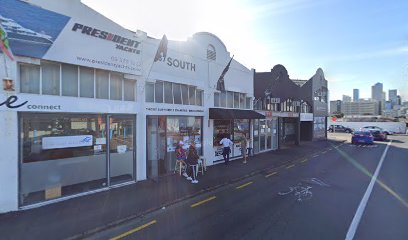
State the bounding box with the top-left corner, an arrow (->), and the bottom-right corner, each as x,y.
351,131 -> 374,145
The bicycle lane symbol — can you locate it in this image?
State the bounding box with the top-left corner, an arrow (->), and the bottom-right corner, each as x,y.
278,183 -> 313,202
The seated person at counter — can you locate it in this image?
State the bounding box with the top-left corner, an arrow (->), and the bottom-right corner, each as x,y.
185,142 -> 200,184
175,141 -> 189,179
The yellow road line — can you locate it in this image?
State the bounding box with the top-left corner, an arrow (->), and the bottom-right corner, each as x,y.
265,172 -> 277,178
236,181 -> 253,189
190,196 -> 217,208
301,158 -> 308,163
110,220 -> 157,240
286,164 -> 295,169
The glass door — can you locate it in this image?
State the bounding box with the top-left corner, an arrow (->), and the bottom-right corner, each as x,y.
272,119 -> 278,150
266,120 -> 272,150
259,119 -> 266,151
109,115 -> 135,185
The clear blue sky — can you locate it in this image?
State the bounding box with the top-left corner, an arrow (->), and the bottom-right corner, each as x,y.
83,0 -> 408,101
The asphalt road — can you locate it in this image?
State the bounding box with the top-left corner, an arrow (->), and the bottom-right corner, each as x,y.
90,134 -> 408,240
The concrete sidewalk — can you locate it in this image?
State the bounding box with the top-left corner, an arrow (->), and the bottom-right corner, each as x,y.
0,139 -> 343,240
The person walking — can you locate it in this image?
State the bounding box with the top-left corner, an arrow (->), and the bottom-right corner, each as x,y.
241,135 -> 248,164
220,134 -> 233,165
186,142 -> 200,184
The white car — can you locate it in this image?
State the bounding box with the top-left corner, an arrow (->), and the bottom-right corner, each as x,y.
361,126 -> 393,135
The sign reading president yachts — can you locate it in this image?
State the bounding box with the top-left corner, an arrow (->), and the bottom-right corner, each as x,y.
71,23 -> 141,54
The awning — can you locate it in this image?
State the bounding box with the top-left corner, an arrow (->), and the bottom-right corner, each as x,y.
209,108 -> 265,119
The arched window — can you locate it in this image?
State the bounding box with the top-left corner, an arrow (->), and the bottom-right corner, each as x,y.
207,44 -> 216,61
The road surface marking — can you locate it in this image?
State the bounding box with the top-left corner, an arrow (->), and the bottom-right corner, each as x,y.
236,181 -> 253,189
286,164 -> 295,169
312,154 -> 319,158
265,172 -> 277,178
191,196 -> 217,208
301,158 -> 308,163
110,220 -> 157,240
345,140 -> 392,240
321,151 -> 327,154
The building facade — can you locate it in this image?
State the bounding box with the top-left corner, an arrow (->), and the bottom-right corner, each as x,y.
0,0 -> 261,213
253,65 -> 328,147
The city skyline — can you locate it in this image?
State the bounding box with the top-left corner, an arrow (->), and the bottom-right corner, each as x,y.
82,0 -> 408,101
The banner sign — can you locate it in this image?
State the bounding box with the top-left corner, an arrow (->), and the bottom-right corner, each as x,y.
42,135 -> 93,150
0,0 -> 142,75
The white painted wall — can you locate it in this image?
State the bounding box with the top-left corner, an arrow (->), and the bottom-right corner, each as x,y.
327,119 -> 406,134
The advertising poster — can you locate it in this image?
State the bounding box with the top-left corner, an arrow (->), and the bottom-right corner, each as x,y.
0,0 -> 142,75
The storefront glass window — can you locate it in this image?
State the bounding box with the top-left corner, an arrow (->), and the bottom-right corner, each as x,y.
20,64 -> 40,94
80,67 -> 94,98
110,73 -> 123,100
173,83 -> 182,104
124,80 -> 136,101
19,113 -> 136,206
253,119 -> 259,153
62,64 -> 78,97
95,69 -> 109,99
145,83 -> 155,102
246,97 -> 251,109
146,116 -> 202,178
227,92 -> 234,108
240,93 -> 246,109
196,90 -> 203,106
155,81 -> 164,103
220,92 -> 227,107
214,92 -> 220,107
42,62 -> 60,96
189,86 -> 196,105
181,84 -> 189,105
233,92 -> 240,108
164,82 -> 173,104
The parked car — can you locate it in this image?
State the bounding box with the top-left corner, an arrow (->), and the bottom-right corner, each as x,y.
368,130 -> 387,141
351,131 -> 374,145
361,126 -> 392,135
328,125 -> 353,133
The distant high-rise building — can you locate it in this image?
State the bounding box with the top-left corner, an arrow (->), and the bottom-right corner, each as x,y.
397,95 -> 402,105
389,89 -> 397,105
371,83 -> 383,102
353,89 -> 359,102
371,82 -> 383,114
342,95 -> 351,102
342,100 -> 380,116
330,100 -> 342,114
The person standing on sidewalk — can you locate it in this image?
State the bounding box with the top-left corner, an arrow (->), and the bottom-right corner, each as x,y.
241,135 -> 248,164
220,134 -> 233,165
186,142 -> 200,183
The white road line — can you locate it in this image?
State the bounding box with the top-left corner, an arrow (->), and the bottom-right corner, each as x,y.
345,140 -> 392,240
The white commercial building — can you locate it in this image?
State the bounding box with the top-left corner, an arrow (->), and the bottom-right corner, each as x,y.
0,0 -> 261,213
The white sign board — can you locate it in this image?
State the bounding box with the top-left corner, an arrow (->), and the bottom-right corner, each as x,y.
42,135 -> 93,150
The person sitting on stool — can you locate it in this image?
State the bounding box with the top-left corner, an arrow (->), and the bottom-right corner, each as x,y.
186,142 -> 200,184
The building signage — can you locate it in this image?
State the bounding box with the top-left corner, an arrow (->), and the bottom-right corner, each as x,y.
146,107 -> 204,113
0,0 -> 142,75
260,111 -> 299,118
156,56 -> 196,72
300,113 -> 313,121
71,23 -> 141,55
42,135 -> 93,150
0,95 -> 28,109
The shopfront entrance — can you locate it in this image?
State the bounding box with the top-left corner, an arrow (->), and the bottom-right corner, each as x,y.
253,119 -> 278,154
146,115 -> 203,179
